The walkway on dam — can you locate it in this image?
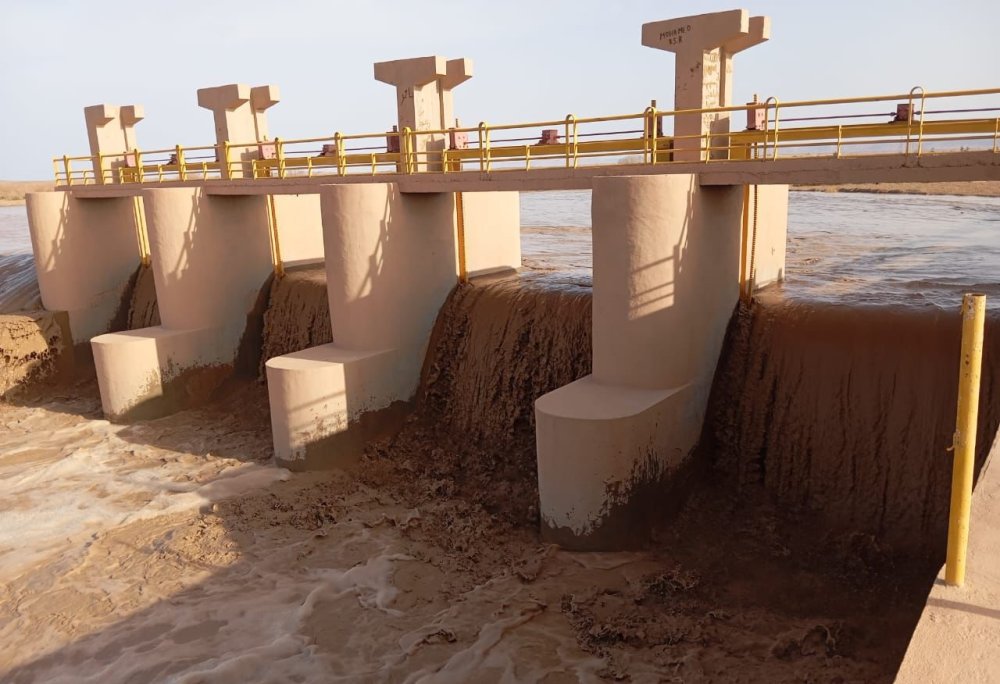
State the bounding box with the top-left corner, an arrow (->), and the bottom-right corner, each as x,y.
56,87 -> 1000,197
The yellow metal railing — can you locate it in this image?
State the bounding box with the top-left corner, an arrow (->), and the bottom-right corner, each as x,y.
53,86 -> 1000,187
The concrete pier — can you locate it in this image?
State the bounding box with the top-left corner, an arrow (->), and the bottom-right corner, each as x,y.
535,174 -> 787,550
26,192 -> 141,348
91,188 -> 323,421
265,183 -> 520,469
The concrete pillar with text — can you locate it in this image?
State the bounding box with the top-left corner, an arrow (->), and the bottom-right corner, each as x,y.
642,9 -> 770,161
535,174 -> 786,550
374,56 -> 472,172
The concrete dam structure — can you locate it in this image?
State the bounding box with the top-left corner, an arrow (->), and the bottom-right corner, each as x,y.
4,6 -> 1000,680
14,6 -> 1000,563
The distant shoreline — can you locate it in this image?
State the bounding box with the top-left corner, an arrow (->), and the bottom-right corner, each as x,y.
1,180 -> 998,207
790,181 -> 1000,198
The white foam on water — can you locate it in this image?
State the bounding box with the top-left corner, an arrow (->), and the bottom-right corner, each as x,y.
0,405 -> 288,581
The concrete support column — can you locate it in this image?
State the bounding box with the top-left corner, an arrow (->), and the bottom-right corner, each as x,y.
90,187 -> 324,421
374,56 -> 472,171
25,191 -> 140,346
84,104 -> 144,184
266,184 -> 520,470
197,84 -> 280,178
536,175 -> 752,550
642,9 -> 769,161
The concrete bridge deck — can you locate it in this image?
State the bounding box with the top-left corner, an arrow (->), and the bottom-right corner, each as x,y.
59,148 -> 1000,197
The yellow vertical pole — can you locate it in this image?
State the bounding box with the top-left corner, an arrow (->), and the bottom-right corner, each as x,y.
739,184 -> 751,302
945,292 -> 986,587
63,155 -> 72,186
455,191 -> 468,284
132,195 -> 151,267
266,194 -> 285,278
176,145 -> 186,181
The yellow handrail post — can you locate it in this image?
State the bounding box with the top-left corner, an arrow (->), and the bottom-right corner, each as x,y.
564,114 -> 573,168
945,292 -> 986,587
917,89 -> 928,156
176,145 -> 186,181
478,122 -> 487,172
134,148 -> 144,184
904,86 -> 924,157
335,132 -> 346,176
63,155 -> 72,186
402,127 -> 413,174
275,138 -> 286,179
763,97 -> 780,160
222,141 -> 232,180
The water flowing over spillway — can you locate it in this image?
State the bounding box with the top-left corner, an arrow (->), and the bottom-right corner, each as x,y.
258,263 -> 331,377
0,254 -> 41,313
704,293 -> 1000,562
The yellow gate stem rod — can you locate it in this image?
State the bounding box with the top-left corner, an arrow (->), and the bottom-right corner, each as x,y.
266,194 -> 285,279
455,191 -> 468,284
945,292 -> 986,587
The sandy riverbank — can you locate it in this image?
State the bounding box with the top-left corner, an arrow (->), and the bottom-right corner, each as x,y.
0,181 -> 53,206
790,180 -> 1000,197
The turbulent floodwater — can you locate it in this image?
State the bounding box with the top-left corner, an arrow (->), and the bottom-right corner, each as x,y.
2,190 -> 999,681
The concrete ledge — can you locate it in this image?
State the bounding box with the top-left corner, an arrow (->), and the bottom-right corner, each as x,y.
265,343 -> 409,471
895,446 -> 1000,683
536,375 -> 699,551
91,326 -> 231,422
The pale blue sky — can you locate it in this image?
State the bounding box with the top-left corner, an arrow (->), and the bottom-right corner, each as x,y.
2,0 -> 998,179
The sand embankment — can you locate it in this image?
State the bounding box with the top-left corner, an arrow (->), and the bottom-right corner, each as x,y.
0,311 -> 69,397
793,180 -> 1000,197
0,181 -> 53,206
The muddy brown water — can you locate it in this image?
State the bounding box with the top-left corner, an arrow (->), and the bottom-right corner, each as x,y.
2,194 -> 999,679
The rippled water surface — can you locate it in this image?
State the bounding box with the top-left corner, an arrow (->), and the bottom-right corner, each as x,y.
3,192 -> 1000,309
520,189 -> 1000,309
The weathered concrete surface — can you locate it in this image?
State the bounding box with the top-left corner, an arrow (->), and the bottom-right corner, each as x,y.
26,191 -> 141,343
536,174 -> 756,550
895,437 -> 1000,683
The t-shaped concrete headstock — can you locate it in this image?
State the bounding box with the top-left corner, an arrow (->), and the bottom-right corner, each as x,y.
641,9 -> 750,56
641,9 -> 770,160
84,104 -> 145,183
374,56 -> 473,132
197,83 -> 281,147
